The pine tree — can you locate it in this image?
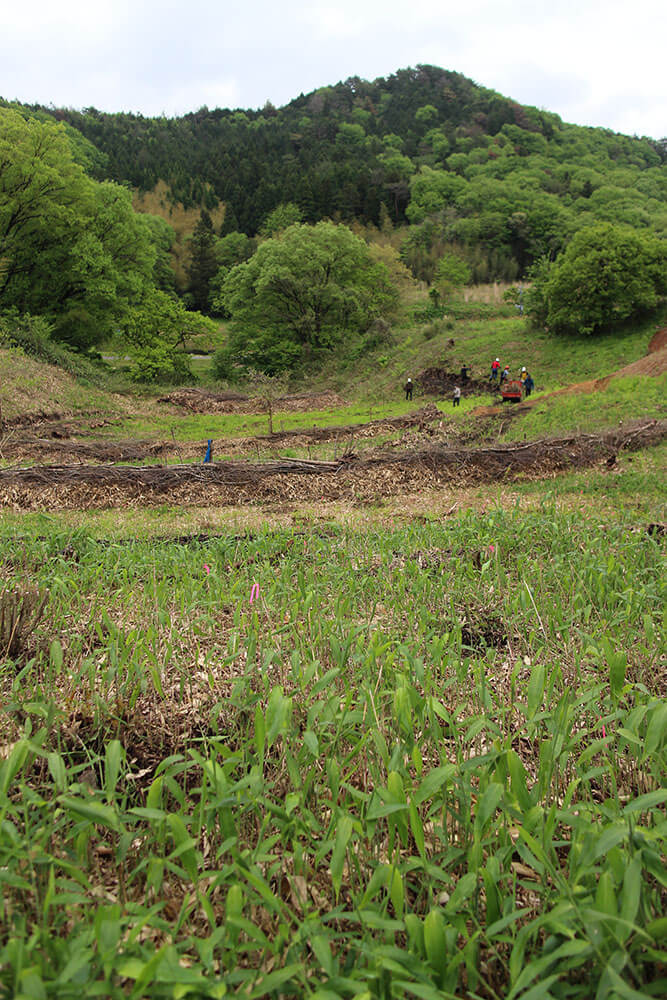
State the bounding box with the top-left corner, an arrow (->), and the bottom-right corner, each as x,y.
187,210 -> 218,313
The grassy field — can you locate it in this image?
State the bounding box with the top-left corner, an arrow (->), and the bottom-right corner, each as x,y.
1,295 -> 665,998
1,506 -> 666,999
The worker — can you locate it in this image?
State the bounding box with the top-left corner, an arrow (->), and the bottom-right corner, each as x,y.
489,358 -> 501,382
524,372 -> 535,396
404,377 -> 413,401
520,366 -> 527,384
500,365 -> 510,383
460,363 -> 470,383
453,385 -> 461,408
204,439 -> 213,463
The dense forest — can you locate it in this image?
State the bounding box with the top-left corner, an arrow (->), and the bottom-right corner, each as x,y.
1,65 -> 665,375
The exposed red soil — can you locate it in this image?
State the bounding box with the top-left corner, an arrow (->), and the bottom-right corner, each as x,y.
473,332 -> 667,417
648,326 -> 667,353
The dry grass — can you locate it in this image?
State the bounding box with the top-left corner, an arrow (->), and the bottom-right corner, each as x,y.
132,180 -> 226,289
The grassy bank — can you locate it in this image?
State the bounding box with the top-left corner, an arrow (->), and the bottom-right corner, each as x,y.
1,508 -> 665,998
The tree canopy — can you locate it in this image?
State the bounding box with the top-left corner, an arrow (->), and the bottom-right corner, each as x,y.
0,108 -> 163,348
216,222 -> 397,372
16,64 -> 664,286
526,224 -> 667,336
0,106 -> 212,379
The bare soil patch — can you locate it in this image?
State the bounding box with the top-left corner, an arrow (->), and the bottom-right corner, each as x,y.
416,367 -> 492,397
648,326 -> 667,353
2,419 -> 662,511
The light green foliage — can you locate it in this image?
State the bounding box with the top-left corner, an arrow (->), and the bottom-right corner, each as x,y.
528,224 -> 667,335
415,104 -> 438,124
0,108 -> 162,349
124,289 -> 215,383
336,122 -> 366,147
406,166 -> 467,223
0,510 -> 664,996
217,221 -> 398,373
434,253 -> 471,296
259,202 -> 302,237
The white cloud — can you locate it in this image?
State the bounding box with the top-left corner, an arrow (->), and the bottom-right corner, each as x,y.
0,0 -> 665,135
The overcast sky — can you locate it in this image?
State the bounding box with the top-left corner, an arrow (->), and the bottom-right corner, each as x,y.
1,0 -> 665,139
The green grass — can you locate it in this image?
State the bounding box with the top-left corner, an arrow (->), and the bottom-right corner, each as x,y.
501,374 -> 667,441
326,295 -> 664,402
514,442 -> 667,508
1,509 -> 665,998
98,398 -> 429,444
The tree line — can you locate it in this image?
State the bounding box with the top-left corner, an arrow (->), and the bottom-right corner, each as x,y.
10,64 -> 664,287
1,66 -> 665,379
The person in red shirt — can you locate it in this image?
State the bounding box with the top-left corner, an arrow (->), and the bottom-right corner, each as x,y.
489,358 -> 501,382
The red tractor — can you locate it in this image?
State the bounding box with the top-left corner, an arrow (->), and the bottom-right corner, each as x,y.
500,379 -> 525,403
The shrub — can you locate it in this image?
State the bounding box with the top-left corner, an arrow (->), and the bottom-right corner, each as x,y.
527,224 -> 667,335
128,343 -> 193,384
0,309 -> 100,379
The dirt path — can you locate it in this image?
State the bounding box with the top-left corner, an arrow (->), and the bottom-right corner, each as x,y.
473,329 -> 667,417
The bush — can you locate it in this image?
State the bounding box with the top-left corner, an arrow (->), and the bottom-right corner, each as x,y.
212,347 -> 239,382
128,344 -> 193,384
528,224 -> 667,335
0,309 -> 100,379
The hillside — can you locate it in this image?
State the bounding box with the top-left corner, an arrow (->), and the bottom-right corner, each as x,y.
6,65 -> 665,287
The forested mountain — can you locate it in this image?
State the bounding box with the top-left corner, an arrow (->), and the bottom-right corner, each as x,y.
2,65 -> 666,378
8,65 -> 665,285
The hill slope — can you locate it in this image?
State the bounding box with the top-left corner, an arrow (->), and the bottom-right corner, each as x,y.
6,65 -> 665,284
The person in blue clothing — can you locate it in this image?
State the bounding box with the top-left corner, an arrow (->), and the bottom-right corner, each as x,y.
524,372 -> 535,396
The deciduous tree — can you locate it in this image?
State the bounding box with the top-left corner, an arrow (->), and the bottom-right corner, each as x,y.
527,224 -> 667,335
217,221 -> 397,372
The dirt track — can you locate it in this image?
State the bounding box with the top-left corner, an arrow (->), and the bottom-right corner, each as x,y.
473,328 -> 667,417
2,419 -> 663,511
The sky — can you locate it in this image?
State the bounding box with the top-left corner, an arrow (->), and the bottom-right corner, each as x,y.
1,0 -> 665,139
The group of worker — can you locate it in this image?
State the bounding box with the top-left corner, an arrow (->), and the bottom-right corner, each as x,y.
489,357 -> 535,395
404,356 -> 535,409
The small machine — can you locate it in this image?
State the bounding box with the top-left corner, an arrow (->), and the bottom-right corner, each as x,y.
500,379 -> 525,402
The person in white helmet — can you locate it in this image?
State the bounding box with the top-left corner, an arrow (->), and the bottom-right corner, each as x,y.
404,377 -> 413,400
489,358 -> 501,382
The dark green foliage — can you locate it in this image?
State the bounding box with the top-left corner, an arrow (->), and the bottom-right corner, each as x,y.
185,210 -> 218,313
527,224 -> 667,335
19,65 -> 664,285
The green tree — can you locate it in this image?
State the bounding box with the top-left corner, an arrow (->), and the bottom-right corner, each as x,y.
527,224 -> 667,335
259,202 -> 302,237
432,252 -> 471,303
123,288 -> 214,382
0,108 -> 159,348
216,221 -> 397,372
186,210 -> 218,313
